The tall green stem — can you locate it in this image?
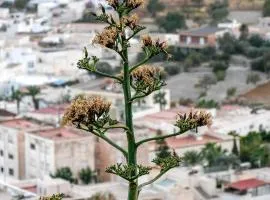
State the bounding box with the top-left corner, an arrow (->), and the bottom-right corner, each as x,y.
122,45 -> 138,200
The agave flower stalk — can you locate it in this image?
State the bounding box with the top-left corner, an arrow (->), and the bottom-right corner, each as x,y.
62,1 -> 212,200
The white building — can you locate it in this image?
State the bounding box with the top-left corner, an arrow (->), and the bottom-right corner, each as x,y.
0,47 -> 37,74
136,105 -> 270,137
0,119 -> 50,181
17,17 -> 51,34
148,131 -> 235,164
0,8 -> 9,19
37,2 -> 58,18
212,105 -> 270,136
194,168 -> 270,200
24,104 -> 68,126
218,19 -> 241,30
7,177 -> 73,198
25,127 -> 95,179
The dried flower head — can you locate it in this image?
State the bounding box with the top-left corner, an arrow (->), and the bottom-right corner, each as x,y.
39,194 -> 64,200
141,35 -> 168,57
126,0 -> 144,9
122,14 -> 139,29
107,0 -> 119,8
130,65 -> 166,93
141,35 -> 153,46
62,95 -> 111,127
93,26 -> 118,48
175,110 -> 212,131
155,38 -> 168,50
132,65 -> 164,85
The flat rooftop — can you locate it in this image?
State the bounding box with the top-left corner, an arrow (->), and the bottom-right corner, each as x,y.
149,133 -> 224,150
32,104 -> 68,115
227,178 -> 269,191
31,127 -> 90,141
180,26 -> 226,36
166,134 -> 222,149
0,119 -> 42,130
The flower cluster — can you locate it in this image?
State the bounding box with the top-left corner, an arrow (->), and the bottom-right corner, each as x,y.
62,95 -> 111,129
107,0 -> 119,9
93,26 -> 118,49
141,35 -> 168,57
106,163 -> 152,181
106,0 -> 144,12
77,48 -> 99,72
39,194 -> 64,200
153,151 -> 182,172
175,110 -> 212,131
126,0 -> 144,9
130,65 -> 166,94
122,14 -> 139,29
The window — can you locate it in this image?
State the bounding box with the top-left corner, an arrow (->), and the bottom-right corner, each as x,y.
0,167 -> 3,173
45,163 -> 50,172
0,150 -> 3,156
8,168 -> 14,176
30,143 -> 36,150
8,154 -> 13,159
8,135 -> 13,144
28,61 -> 34,69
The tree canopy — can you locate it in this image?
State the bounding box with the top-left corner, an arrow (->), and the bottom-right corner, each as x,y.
157,12 -> 186,33
263,0 -> 270,16
147,0 -> 165,17
208,1 -> 229,23
14,0 -> 29,10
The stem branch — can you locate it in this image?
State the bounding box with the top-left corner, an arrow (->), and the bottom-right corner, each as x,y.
130,56 -> 151,73
93,70 -> 122,82
77,125 -> 128,159
138,169 -> 170,190
136,131 -> 185,147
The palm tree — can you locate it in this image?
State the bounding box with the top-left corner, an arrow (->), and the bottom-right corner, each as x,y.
51,167 -> 74,183
228,131 -> 239,156
201,143 -> 227,167
11,89 -> 24,114
183,150 -> 202,167
26,86 -> 40,110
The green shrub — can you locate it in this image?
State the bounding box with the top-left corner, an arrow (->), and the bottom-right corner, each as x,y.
245,47 -> 264,59
227,87 -> 237,97
235,41 -> 250,54
179,98 -> 193,106
251,57 -> 264,72
214,70 -> 226,81
196,99 -> 219,108
51,167 -> 74,183
209,61 -> 228,73
249,34 -> 265,48
164,64 -> 181,76
79,167 -> 93,184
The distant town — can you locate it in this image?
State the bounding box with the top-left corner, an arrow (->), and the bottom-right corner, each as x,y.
0,0 -> 269,199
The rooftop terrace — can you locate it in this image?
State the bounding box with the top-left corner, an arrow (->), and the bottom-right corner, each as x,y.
0,119 -> 42,130
30,127 -> 89,141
